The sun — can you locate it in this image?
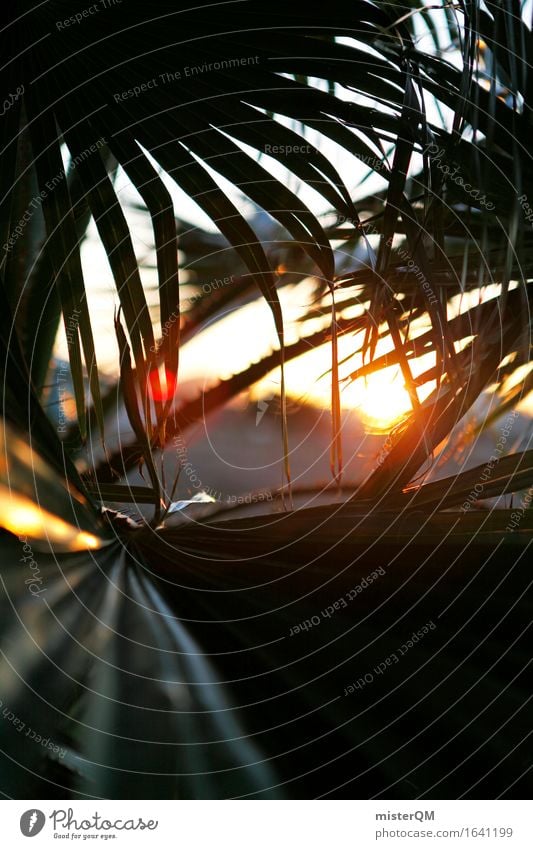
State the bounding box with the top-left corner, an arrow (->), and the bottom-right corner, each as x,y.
348,367 -> 413,433
252,343 -> 417,433
167,281 -> 442,433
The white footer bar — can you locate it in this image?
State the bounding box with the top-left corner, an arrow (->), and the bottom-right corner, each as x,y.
2,800 -> 531,848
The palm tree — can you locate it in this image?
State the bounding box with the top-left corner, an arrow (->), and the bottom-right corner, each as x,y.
0,0 -> 531,798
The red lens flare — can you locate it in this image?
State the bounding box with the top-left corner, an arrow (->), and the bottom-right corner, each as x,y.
148,367 -> 177,402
